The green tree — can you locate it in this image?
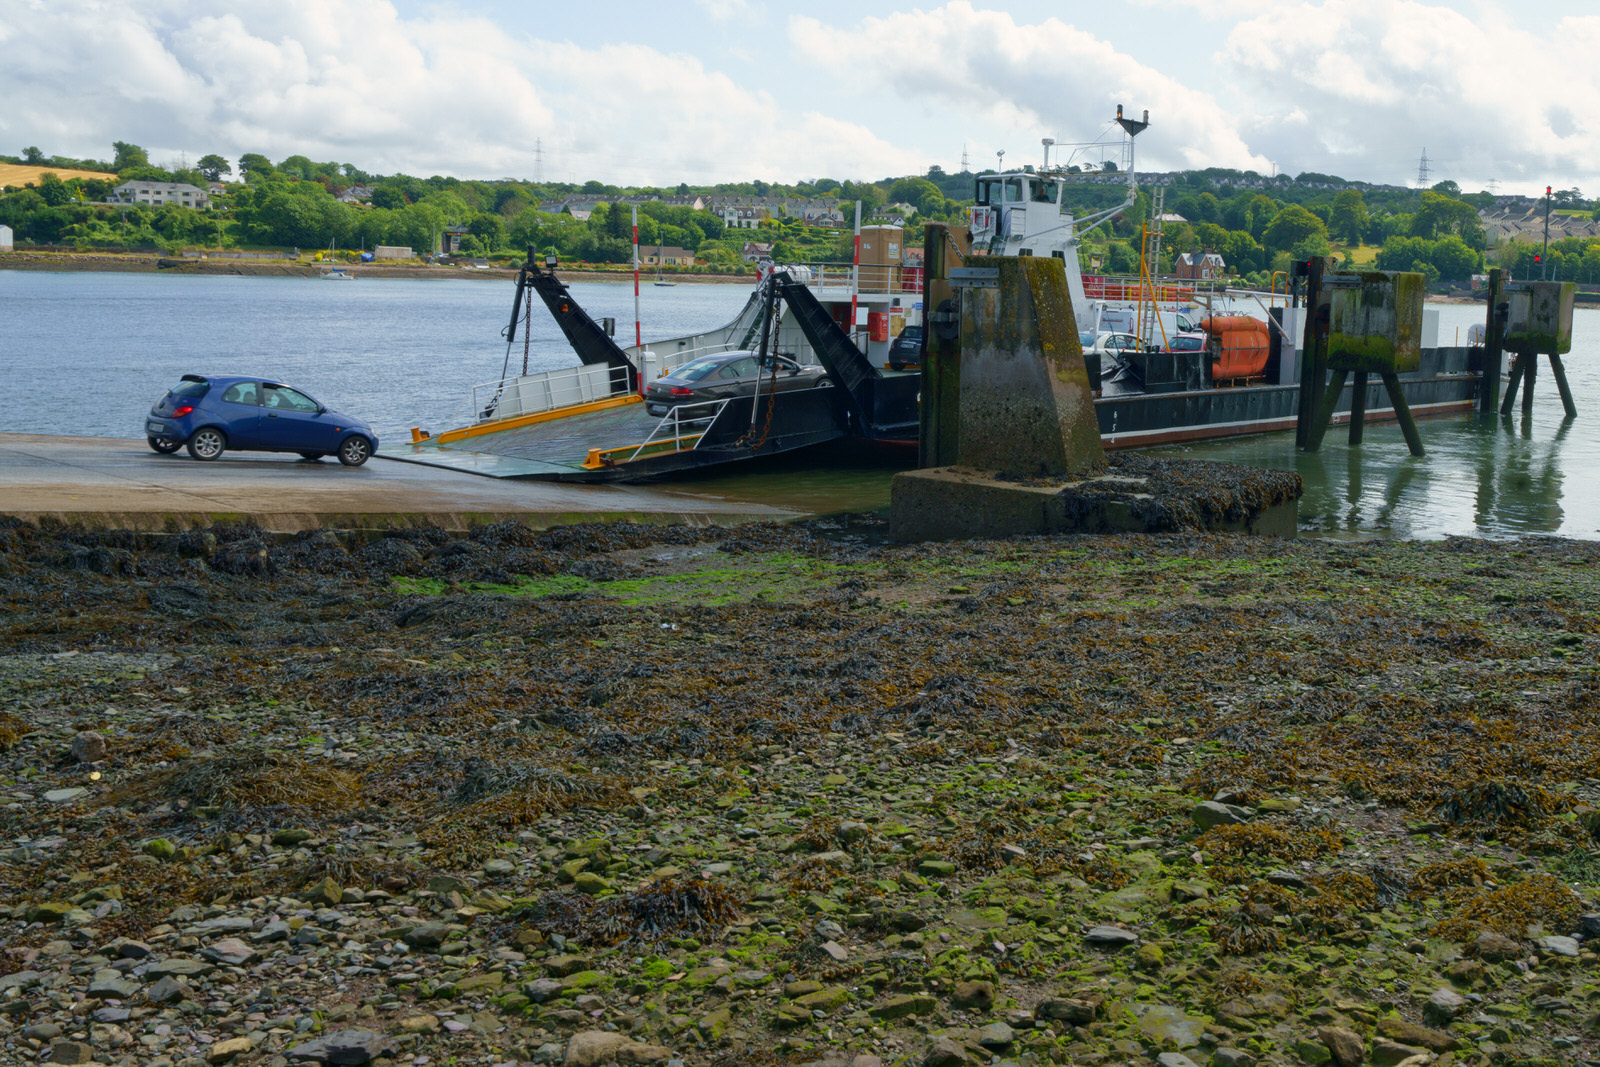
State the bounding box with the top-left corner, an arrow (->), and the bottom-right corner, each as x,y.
1246,194 -> 1278,240
1580,246 -> 1600,284
371,185 -> 407,210
1260,204 -> 1327,252
416,190 -> 472,225
197,155 -> 231,182
112,141 -> 149,171
886,177 -> 941,216
1411,191 -> 1480,242
493,186 -> 531,217
1105,240 -> 1139,273
238,153 -> 275,181
37,173 -> 70,206
1221,193 -> 1252,231
277,155 -> 316,180
1374,236 -> 1433,272
396,202 -> 446,255
1191,221 -> 1228,251
466,212 -> 506,252
1219,230 -> 1263,274
22,146 -> 44,164
1329,189 -> 1368,244
1428,235 -> 1480,281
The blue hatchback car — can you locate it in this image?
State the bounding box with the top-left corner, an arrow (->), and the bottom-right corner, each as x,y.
145,374 -> 379,466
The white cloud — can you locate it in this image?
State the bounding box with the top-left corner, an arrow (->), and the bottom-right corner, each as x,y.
6,0 -> 1597,193
694,0 -> 750,21
0,0 -> 922,184
788,2 -> 1274,176
1223,0 -> 1600,190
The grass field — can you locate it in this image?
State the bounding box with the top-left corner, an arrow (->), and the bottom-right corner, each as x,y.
0,163 -> 117,187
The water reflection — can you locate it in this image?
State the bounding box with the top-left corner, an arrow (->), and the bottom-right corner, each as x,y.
1136,302 -> 1600,540
1150,404 -> 1591,540
1480,413 -> 1571,533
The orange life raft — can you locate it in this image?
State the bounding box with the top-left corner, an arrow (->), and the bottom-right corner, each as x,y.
1200,316 -> 1270,380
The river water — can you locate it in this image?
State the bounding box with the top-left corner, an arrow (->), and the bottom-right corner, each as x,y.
2,269 -> 1596,539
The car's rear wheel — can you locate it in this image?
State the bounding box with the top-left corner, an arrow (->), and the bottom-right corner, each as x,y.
148,435 -> 181,454
185,428 -> 226,461
337,435 -> 372,467
889,361 -> 905,372
298,451 -> 326,461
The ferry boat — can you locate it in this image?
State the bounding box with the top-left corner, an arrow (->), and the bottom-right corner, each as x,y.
397,109 -> 1481,481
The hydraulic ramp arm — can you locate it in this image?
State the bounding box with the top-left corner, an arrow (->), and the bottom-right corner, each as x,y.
768,271 -> 876,431
769,272 -> 919,441
507,249 -> 639,391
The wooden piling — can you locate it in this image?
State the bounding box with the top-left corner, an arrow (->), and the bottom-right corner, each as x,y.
1348,371 -> 1368,445
1305,369 -> 1348,452
1480,268 -> 1504,413
1549,353 -> 1577,418
1522,352 -> 1537,415
1295,257 -> 1328,449
920,224 -> 963,468
1382,373 -> 1425,456
1501,354 -> 1527,416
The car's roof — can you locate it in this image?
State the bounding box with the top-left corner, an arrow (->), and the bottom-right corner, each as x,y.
181,373 -> 300,388
683,351 -> 758,364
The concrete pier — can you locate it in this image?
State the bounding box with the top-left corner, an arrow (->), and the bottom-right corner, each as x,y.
0,434 -> 797,532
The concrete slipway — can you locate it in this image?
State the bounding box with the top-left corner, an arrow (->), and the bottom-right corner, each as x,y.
0,434 -> 798,532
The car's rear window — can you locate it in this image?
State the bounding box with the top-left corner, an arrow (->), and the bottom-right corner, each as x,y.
171,379 -> 209,398
677,360 -> 722,382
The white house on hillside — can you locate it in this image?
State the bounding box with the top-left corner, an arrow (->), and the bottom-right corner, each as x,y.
108,181 -> 210,209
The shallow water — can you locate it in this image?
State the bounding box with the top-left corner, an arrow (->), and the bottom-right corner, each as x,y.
0,268 -> 750,440
1141,304 -> 1600,540
3,269 -> 1597,538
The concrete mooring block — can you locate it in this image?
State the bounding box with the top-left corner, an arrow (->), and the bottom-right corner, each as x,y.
945,256 -> 1103,476
890,456 -> 1301,543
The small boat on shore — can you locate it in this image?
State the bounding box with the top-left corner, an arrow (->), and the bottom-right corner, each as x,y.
321,267 -> 354,280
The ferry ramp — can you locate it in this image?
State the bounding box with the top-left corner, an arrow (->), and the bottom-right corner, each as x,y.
391,399 -> 665,479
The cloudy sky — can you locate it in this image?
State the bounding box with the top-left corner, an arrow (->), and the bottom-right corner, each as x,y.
1,0 -> 1593,196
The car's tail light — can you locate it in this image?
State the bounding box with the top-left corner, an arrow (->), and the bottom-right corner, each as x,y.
173,405 -> 194,417
669,388 -> 694,396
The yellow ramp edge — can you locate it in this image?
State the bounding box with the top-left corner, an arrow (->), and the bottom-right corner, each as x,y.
432,393 -> 642,445
583,434 -> 706,470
